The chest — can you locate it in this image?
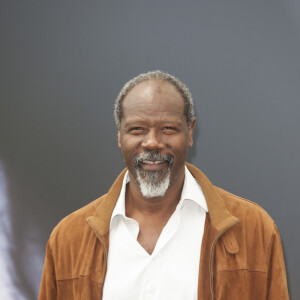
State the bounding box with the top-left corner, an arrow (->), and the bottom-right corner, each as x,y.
102,203 -> 206,300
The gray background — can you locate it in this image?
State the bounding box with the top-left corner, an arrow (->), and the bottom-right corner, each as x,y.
0,1 -> 299,299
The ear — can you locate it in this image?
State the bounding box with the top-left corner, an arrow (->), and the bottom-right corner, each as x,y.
188,119 -> 196,148
117,128 -> 121,148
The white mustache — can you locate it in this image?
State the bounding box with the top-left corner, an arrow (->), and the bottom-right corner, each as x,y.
134,152 -> 173,168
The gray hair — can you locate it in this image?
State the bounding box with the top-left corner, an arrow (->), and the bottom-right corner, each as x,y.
114,70 -> 195,128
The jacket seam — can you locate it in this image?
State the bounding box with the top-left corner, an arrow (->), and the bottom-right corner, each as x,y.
56,275 -> 104,283
266,224 -> 276,277
217,268 -> 267,273
56,277 -> 80,281
214,187 -> 275,221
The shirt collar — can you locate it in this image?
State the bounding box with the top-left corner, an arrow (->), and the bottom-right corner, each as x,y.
110,170 -> 129,226
178,166 -> 208,212
110,166 -> 208,228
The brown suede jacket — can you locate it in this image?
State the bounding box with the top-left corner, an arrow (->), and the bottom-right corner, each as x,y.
39,163 -> 289,299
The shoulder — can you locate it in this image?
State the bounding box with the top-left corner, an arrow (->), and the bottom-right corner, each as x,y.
44,194 -> 109,281
48,194 -> 106,246
214,186 -> 276,234
213,186 -> 282,268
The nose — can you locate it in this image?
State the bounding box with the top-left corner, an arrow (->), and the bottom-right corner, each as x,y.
141,129 -> 164,150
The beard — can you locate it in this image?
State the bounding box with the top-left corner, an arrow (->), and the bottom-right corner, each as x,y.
133,151 -> 173,198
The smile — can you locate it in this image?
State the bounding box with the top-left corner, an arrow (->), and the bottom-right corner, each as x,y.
142,160 -> 165,164
141,160 -> 167,171
134,151 -> 174,171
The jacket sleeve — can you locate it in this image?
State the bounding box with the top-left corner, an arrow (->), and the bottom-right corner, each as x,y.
39,241 -> 57,300
267,225 -> 290,299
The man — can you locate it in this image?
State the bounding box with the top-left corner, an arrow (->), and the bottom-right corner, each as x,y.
39,71 -> 289,299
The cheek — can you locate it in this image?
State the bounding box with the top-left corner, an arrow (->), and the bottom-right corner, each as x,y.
170,137 -> 189,153
121,146 -> 132,161
120,135 -> 142,148
121,150 -> 134,172
171,144 -> 189,164
120,139 -> 139,165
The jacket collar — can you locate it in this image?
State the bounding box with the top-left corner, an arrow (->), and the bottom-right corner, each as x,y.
87,163 -> 238,236
185,163 -> 238,231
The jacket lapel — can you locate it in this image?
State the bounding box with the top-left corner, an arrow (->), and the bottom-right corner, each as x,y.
186,163 -> 238,231
185,163 -> 239,299
87,168 -> 127,237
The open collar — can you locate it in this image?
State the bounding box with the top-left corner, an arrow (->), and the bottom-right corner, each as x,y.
87,163 -> 238,236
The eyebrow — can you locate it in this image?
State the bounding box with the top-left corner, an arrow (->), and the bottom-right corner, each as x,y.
123,119 -> 184,128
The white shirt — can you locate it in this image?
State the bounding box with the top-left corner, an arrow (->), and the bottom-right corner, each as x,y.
103,166 -> 208,300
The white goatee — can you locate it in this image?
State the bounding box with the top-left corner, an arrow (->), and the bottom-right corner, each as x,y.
134,151 -> 173,198
136,169 -> 170,198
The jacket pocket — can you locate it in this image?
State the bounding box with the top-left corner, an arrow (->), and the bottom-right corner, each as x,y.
56,276 -> 103,300
214,269 -> 268,300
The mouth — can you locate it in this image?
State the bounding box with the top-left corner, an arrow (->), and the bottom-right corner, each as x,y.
134,151 -> 173,172
141,160 -> 166,171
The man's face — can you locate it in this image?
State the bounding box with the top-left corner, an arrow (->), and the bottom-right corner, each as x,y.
118,79 -> 195,198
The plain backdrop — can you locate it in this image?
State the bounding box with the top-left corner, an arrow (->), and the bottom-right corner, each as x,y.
0,1 -> 299,299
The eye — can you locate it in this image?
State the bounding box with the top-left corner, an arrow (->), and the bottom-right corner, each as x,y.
163,126 -> 177,134
129,127 -> 144,135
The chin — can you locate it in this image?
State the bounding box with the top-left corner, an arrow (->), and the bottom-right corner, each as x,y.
136,167 -> 171,198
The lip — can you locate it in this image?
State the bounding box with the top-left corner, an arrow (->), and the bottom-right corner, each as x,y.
141,160 -> 166,171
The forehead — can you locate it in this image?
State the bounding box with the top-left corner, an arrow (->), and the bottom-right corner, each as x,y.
126,79 -> 182,98
122,79 -> 185,123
